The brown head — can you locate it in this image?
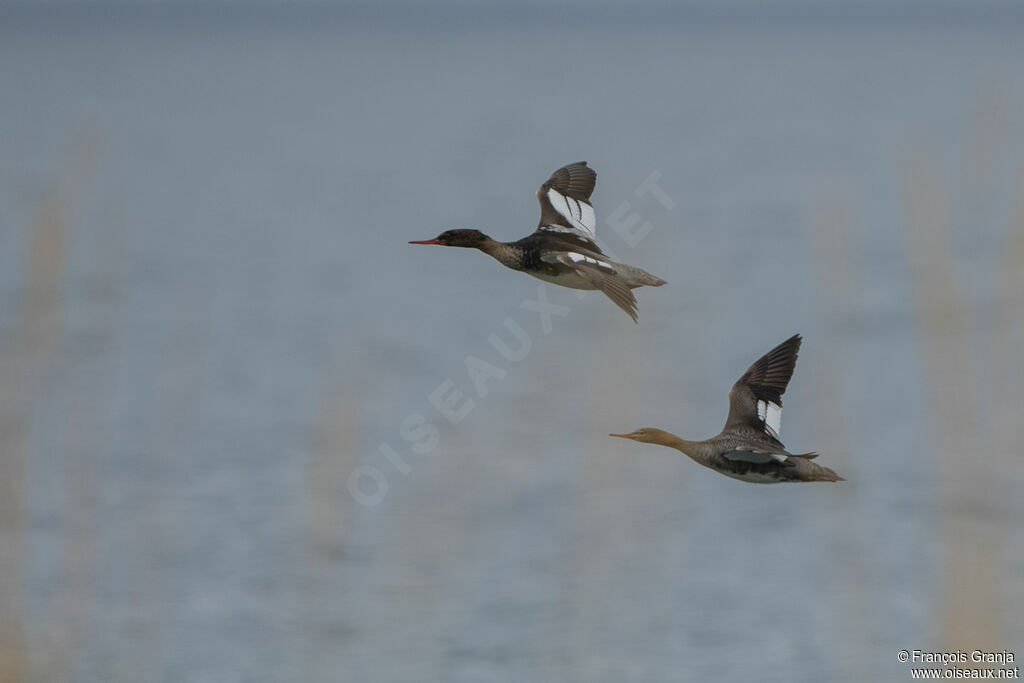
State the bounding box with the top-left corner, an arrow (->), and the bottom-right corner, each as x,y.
409,229 -> 490,249
608,428 -> 675,445
609,428 -> 696,456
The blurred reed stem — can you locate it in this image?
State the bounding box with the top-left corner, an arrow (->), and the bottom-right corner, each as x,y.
0,186 -> 66,682
903,148 -> 1002,656
0,137 -> 98,682
302,380 -> 364,680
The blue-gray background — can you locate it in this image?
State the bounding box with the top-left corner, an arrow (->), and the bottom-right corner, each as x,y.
1,2 -> 1022,681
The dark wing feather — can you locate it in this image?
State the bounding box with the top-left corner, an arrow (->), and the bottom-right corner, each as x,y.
723,334 -> 802,436
538,161 -> 596,212
534,162 -> 600,249
537,230 -> 607,255
550,253 -> 638,323
722,446 -> 788,464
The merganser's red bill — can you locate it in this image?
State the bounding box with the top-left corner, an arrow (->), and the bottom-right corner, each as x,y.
408,162 -> 666,322
608,433 -> 632,439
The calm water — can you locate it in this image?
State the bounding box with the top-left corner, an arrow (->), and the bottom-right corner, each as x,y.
1,7 -> 1023,682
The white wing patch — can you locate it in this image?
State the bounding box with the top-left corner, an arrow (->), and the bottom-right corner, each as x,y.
566,252 -> 607,268
540,224 -> 580,234
757,399 -> 783,439
547,187 -> 597,238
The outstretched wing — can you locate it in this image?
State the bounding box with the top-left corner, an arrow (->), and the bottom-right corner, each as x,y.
723,334 -> 802,441
544,251 -> 639,323
535,161 -> 600,251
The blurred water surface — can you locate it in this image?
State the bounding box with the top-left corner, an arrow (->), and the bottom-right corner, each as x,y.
1,6 -> 1023,682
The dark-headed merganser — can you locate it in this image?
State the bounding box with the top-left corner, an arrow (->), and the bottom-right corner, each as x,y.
410,161 -> 665,322
610,334 -> 844,483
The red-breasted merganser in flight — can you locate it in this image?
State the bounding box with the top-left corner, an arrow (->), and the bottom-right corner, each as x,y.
410,161 -> 665,322
610,334 -> 844,483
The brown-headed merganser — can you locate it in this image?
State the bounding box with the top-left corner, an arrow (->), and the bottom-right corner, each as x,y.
610,334 -> 844,483
410,161 -> 665,322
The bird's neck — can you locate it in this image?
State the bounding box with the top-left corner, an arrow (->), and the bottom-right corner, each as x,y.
652,432 -> 709,462
661,433 -> 702,455
474,235 -> 501,253
478,238 -> 524,270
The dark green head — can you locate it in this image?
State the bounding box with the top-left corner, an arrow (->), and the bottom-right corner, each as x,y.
409,229 -> 490,248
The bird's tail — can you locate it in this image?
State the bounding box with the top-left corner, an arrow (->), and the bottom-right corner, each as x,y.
811,463 -> 845,482
619,265 -> 666,288
789,457 -> 844,482
638,270 -> 667,287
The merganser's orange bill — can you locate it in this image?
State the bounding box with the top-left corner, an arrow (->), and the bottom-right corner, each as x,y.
607,335 -> 845,483
409,238 -> 441,245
